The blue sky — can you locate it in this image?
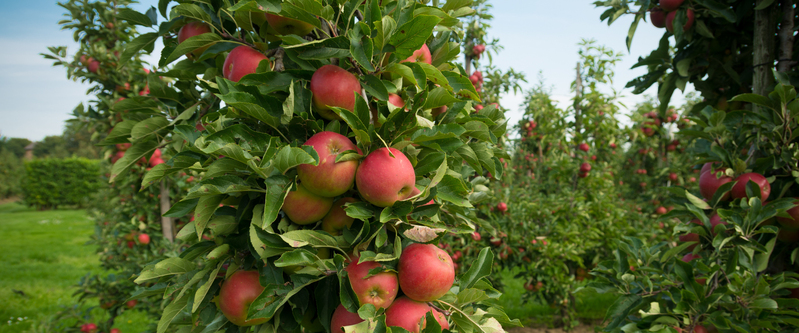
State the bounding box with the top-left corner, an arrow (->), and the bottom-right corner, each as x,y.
0,1 -> 689,141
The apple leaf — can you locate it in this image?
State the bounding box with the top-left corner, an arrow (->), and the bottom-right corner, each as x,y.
422,86 -> 460,110
117,8 -> 153,27
121,32 -> 159,64
384,63 -> 418,86
101,120 -> 137,145
273,145 -> 318,174
362,75 -> 389,102
387,15 -> 441,60
109,140 -> 158,182
262,175 -> 292,229
130,116 -> 170,140
273,248 -> 318,266
193,195 -> 224,240
349,22 -> 376,72
192,260 -> 226,312
402,225 -> 446,243
156,293 -> 188,333
136,258 -> 197,284
443,71 -> 479,101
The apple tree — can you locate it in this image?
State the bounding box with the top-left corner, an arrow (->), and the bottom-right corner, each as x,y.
111,0 -> 521,332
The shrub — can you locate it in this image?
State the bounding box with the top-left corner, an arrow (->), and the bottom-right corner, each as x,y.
22,158 -> 101,209
0,148 -> 25,198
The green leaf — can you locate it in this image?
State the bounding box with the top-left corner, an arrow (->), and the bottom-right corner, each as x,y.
116,8 -> 153,26
135,258 -> 196,284
194,195 -> 225,240
387,15 -> 442,60
101,120 -> 137,145
193,260 -> 226,312
157,293 -> 189,333
273,145 -> 318,174
461,247 -> 493,289
109,140 -> 158,182
604,294 -> 643,329
130,116 -> 170,140
349,22 -> 375,72
121,32 -> 159,64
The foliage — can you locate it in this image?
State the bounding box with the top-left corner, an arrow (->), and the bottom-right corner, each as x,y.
22,158 -> 101,209
0,148 -> 25,199
0,137 -> 32,158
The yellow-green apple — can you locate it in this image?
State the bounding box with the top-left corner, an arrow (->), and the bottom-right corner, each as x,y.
223,46 -> 269,82
282,183 -> 334,225
777,198 -> 799,228
666,8 -> 694,32
699,169 -> 732,201
297,131 -> 361,197
650,7 -> 666,28
217,270 -> 268,326
330,304 -> 364,333
345,255 -> 398,309
398,243 -> 454,301
384,296 -> 448,333
731,172 -> 770,202
355,147 -> 416,207
660,0 -> 684,11
400,44 -> 432,65
322,197 -> 358,235
265,13 -> 315,36
310,64 -> 362,120
177,21 -> 212,58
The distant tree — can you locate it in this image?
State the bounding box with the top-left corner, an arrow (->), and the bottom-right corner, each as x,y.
1,137 -> 32,158
33,136 -> 69,159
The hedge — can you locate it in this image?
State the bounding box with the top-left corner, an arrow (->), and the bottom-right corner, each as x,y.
0,149 -> 25,199
23,158 -> 101,209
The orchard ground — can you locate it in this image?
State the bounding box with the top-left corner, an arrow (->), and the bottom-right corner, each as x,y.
0,201 -> 148,333
0,199 -> 618,332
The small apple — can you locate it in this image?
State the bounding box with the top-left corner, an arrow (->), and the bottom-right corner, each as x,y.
177,21 -> 212,58
282,183 -> 334,225
660,0 -> 685,11
650,6 -> 666,28
385,296 -> 448,333
471,232 -> 481,241
125,299 -> 137,309
265,13 -> 315,36
322,197 -> 358,235
330,304 -> 364,333
398,243 -> 455,301
355,147 -> 416,207
401,44 -> 432,65
87,58 -> 100,73
579,163 -> 591,173
669,172 -> 678,181
297,131 -> 361,197
346,255 -> 399,309
138,233 -> 150,245
655,206 -> 667,215
730,172 -> 770,202
666,8 -> 695,32
388,93 -> 405,108
310,64 -> 362,120
578,143 -> 590,152
223,46 -> 269,82
497,202 -> 508,212
217,270 -> 268,326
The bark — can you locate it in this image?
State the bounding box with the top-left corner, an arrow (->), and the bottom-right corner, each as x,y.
778,0 -> 795,73
573,62 -> 584,136
160,180 -> 175,242
753,0 -> 778,96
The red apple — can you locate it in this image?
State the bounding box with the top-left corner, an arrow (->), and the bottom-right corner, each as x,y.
650,6 -> 666,28
656,206 -> 667,215
330,304 -> 364,333
660,0 -> 684,11
265,13 -> 315,36
682,253 -> 700,262
401,44 -> 432,65
385,296 -> 446,333
777,198 -> 799,228
666,8 -> 694,32
699,169 -> 732,201
177,21 -> 212,58
87,58 -> 100,73
346,256 -> 399,309
297,131 -> 361,197
282,183 -> 334,225
138,233 -> 150,245
578,143 -> 590,152
322,197 -> 358,235
149,157 -> 164,167
223,46 -> 269,82
217,270 -> 268,326
125,300 -> 137,309
580,163 -> 591,173
669,172 -> 678,181
497,202 -> 508,212
693,325 -> 708,333
388,93 -> 405,108
355,147 -> 416,207
471,232 -> 482,241
398,243 -> 455,301
731,172 -> 770,202
310,65 -> 362,120
110,329 -> 120,333
679,233 -> 700,251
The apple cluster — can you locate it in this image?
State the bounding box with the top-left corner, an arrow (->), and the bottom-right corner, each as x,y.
469,70 -> 484,93
649,0 -> 694,32
471,44 -> 486,59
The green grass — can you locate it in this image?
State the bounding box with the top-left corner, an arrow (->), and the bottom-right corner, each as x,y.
0,202 -> 150,333
496,267 -> 619,328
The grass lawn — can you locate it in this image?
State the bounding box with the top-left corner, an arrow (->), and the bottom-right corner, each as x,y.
0,202 -> 149,333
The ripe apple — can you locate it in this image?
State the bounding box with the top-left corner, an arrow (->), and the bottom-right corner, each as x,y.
497,202 -> 508,212
679,233 -> 700,251
650,7 -> 666,28
223,46 -> 269,82
322,197 -> 358,235
282,183 -> 334,225
87,58 -> 100,73
579,163 -> 591,173
578,143 -> 590,152
310,64 -> 362,120
125,299 -> 137,309
346,256 -> 399,309
682,253 -> 700,262
669,172 -> 678,181
699,169 -> 732,201
330,304 -> 364,333
471,232 -> 481,241
666,8 -> 695,32
110,329 -> 120,333
385,296 -> 448,333
660,0 -> 684,11
138,233 -> 150,245
401,44 -> 432,65
693,325 -> 709,333
177,21 -> 212,58
388,94 -> 405,108
398,243 -> 455,301
355,147 -> 416,207
655,206 -> 667,215
217,270 -> 268,326
777,198 -> 799,228
265,13 -> 316,36
297,131 -> 361,197
731,172 -> 770,202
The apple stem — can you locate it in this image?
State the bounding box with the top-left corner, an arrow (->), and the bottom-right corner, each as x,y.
428,302 -> 450,316
220,32 -> 257,50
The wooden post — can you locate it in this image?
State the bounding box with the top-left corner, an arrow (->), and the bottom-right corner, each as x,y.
753,0 -> 777,96
160,180 -> 175,242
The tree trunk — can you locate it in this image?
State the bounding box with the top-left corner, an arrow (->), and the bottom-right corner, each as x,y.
160,180 -> 175,242
753,0 -> 778,95
778,0 -> 795,73
573,62 -> 584,137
